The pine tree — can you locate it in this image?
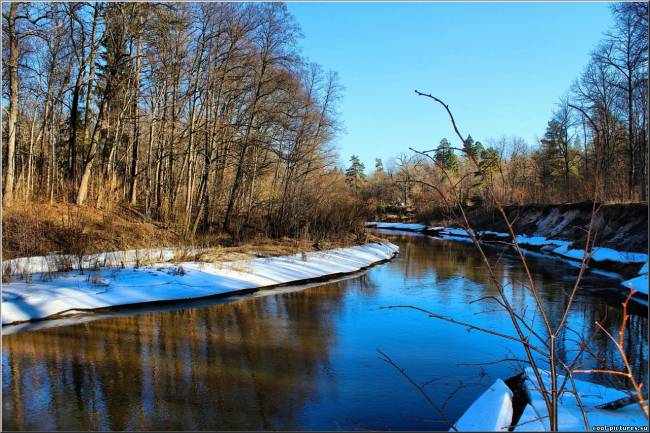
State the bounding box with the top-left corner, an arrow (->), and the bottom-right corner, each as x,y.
539,119 -> 567,189
435,138 -> 458,175
345,155 -> 366,194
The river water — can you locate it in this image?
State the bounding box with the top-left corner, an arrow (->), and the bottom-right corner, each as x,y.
2,230 -> 647,430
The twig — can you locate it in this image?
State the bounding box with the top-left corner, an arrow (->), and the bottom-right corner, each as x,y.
376,349 -> 458,431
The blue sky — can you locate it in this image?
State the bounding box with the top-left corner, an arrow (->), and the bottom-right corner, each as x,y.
286,2 -> 614,171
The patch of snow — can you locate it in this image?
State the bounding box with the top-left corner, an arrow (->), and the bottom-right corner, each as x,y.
442,227 -> 472,237
639,262 -> 648,275
451,379 -> 513,432
553,246 -> 648,264
365,222 -> 428,231
515,405 -> 546,431
620,274 -> 649,296
516,236 -> 571,248
478,230 -> 511,238
1,242 -> 399,325
590,248 -> 647,264
515,367 -> 647,431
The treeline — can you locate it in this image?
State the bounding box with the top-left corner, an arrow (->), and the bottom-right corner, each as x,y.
362,3 -> 648,211
2,2 -> 366,240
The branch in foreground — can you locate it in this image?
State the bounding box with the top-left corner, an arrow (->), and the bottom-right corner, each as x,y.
376,349 -> 457,431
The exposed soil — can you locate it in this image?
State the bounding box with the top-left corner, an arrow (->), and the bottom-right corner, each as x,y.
433,201 -> 647,253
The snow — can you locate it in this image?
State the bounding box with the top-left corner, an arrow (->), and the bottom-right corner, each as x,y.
1,242 -> 398,325
478,230 -> 511,238
365,222 -> 473,237
620,274 -> 649,295
516,236 -> 571,249
618,257 -> 649,295
451,379 -> 514,432
442,228 -> 472,237
365,222 -> 428,231
552,245 -> 648,264
455,368 -> 648,432
515,367 -> 648,431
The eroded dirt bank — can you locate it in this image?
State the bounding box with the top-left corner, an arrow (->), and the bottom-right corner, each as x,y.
464,201 -> 647,253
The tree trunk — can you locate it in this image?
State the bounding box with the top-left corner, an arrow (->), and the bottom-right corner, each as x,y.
3,3 -> 19,206
129,20 -> 143,205
76,91 -> 108,205
82,5 -> 100,145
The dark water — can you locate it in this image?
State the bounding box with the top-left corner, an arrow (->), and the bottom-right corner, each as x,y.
2,232 -> 647,431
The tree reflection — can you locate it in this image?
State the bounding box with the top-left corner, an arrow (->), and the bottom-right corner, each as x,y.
2,284 -> 349,431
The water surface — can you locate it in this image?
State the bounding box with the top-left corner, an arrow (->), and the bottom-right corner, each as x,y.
2,232 -> 647,430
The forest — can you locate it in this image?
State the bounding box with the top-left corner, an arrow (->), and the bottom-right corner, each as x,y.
1,2 -> 648,251
2,2 -> 363,248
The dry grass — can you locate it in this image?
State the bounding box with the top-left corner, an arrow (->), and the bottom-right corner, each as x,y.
2,202 -> 382,264
2,202 -> 181,260
195,238 -> 329,263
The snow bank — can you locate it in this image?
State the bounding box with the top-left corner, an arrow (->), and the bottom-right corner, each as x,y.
451,379 -> 513,431
1,242 -> 398,325
515,367 -> 647,431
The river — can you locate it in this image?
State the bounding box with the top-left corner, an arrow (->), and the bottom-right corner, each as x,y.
2,230 -> 647,430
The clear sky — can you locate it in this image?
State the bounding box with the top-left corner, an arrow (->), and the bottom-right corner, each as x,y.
286,1 -> 614,171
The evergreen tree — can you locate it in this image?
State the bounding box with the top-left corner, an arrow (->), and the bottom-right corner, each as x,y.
375,158 -> 384,173
435,138 -> 458,175
463,134 -> 484,159
345,155 -> 366,193
539,119 -> 567,188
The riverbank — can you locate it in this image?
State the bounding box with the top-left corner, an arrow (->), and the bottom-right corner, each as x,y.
452,368 -> 648,431
1,242 -> 399,326
366,222 -> 648,299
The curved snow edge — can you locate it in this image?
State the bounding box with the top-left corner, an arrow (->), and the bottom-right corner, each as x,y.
1,242 -> 399,326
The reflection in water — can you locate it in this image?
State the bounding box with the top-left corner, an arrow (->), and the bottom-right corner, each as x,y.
3,233 -> 647,431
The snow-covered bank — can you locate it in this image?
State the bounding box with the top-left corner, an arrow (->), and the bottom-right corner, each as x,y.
366,222 -> 648,296
451,379 -> 513,431
515,367 -> 648,431
1,242 -> 399,325
452,369 -> 647,431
